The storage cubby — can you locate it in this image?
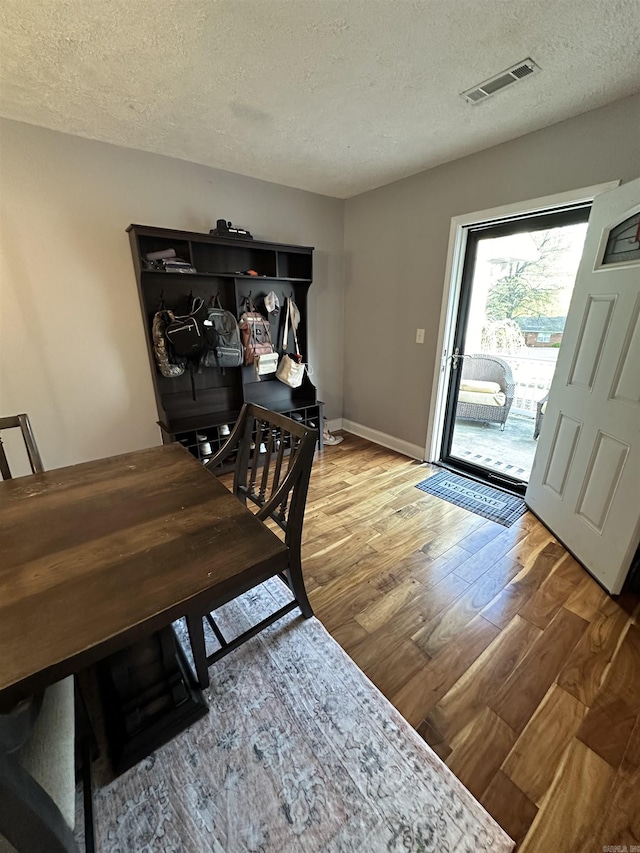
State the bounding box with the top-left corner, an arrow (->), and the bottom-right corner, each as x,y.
165,400 -> 322,473
276,249 -> 312,280
137,236 -> 193,267
191,243 -> 278,278
127,224 -> 323,473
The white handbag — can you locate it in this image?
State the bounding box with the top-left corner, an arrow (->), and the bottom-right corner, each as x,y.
276,298 -> 307,388
254,351 -> 279,379
276,354 -> 306,388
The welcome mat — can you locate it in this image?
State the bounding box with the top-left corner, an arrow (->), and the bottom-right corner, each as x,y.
416,470 -> 527,526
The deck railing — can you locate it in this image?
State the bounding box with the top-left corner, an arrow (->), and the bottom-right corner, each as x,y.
485,351 -> 556,418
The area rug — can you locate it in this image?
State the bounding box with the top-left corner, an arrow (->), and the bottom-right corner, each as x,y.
416,470 -> 527,527
75,579 -> 513,852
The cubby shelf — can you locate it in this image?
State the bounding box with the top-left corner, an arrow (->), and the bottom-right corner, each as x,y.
166,401 -> 321,474
141,270 -> 312,283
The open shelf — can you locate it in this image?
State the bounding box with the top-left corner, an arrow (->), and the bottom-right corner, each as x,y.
141,270 -> 312,283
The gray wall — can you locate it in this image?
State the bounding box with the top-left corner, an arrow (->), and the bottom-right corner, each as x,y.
343,93 -> 640,451
3,94 -> 639,475
0,119 -> 344,474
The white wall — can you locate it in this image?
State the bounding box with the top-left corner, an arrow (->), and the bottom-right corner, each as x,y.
343,93 -> 640,451
0,119 -> 345,474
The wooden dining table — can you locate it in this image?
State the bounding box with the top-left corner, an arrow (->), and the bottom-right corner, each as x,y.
0,443 -> 289,710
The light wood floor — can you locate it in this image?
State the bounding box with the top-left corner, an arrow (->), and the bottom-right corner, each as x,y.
303,432 -> 640,852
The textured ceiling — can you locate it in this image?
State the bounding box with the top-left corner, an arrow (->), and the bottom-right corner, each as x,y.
1,0 -> 639,198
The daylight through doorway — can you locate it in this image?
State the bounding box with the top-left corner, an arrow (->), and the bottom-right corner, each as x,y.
440,206 -> 589,491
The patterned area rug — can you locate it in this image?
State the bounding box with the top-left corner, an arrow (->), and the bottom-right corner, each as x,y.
76,580 -> 513,852
416,470 -> 527,527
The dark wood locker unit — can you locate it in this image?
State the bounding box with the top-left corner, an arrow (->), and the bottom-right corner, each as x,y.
127,224 -> 323,470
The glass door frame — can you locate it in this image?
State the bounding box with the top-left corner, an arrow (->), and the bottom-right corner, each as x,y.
439,204 -> 592,495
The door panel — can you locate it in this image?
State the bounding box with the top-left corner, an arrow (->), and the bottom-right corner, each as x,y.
526,177 -> 640,593
542,413 -> 581,498
575,431 -> 629,533
566,295 -> 616,389
610,295 -> 640,404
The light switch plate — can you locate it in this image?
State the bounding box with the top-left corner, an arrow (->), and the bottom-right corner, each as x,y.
416,328 -> 425,344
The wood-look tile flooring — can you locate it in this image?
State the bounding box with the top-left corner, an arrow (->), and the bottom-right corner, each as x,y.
303,433 -> 640,852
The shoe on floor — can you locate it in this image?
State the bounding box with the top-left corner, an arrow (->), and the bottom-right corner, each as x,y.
323,418 -> 343,446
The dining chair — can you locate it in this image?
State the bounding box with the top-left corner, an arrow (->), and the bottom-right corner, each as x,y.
0,414 -> 44,480
0,678 -> 78,853
185,404 -> 318,688
0,418 -> 96,851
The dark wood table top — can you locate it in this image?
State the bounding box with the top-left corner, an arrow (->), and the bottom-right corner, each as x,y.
0,444 -> 288,705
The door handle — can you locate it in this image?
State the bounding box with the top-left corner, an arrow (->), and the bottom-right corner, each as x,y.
451,347 -> 464,370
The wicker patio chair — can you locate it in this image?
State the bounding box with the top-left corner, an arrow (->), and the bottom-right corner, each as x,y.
456,354 -> 515,431
533,393 -> 549,439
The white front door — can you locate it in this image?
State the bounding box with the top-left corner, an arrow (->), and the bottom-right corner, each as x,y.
526,177 -> 640,594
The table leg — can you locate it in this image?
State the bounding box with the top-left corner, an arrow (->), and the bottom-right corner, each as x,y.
186,614 -> 210,690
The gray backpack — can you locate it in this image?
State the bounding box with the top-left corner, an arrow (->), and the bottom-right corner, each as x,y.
201,296 -> 243,369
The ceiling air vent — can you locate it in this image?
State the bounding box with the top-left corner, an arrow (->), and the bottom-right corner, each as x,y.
461,58 -> 540,105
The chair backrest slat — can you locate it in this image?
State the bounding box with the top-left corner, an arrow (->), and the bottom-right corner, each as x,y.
226,405 -> 317,547
279,434 -> 300,520
258,425 -> 274,502
272,427 -> 286,494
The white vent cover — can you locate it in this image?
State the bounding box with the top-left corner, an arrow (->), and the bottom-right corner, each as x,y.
461,59 -> 541,104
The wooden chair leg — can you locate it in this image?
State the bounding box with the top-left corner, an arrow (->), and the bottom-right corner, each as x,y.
287,559 -> 313,619
186,614 -> 209,690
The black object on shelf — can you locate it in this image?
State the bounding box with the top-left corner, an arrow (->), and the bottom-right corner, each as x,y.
127,223 -> 324,468
209,219 -> 253,239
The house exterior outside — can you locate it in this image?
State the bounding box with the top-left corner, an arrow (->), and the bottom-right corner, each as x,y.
524,330 -> 563,347
515,316 -> 566,348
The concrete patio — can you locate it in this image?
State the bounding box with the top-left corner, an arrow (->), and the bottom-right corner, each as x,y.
450,413 -> 538,483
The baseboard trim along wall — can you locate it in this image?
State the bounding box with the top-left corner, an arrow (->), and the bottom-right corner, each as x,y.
339,419 -> 425,461
325,418 -> 343,434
